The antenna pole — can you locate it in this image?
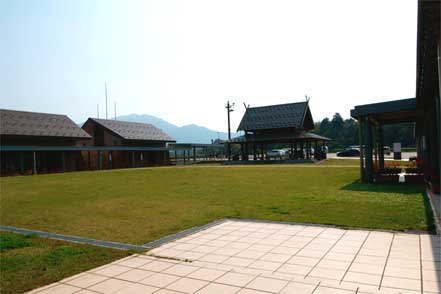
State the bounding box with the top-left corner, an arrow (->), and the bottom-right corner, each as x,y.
97,104 -> 100,118
114,101 -> 116,120
105,83 -> 108,119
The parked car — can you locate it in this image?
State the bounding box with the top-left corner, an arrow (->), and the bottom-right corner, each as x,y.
336,148 -> 360,157
267,149 -> 286,159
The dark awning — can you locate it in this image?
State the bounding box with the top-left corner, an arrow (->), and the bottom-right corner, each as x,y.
350,98 -> 418,124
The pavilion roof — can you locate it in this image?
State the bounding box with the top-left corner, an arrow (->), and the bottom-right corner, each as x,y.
237,101 -> 314,131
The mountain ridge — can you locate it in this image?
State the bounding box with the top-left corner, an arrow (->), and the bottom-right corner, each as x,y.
112,113 -> 240,143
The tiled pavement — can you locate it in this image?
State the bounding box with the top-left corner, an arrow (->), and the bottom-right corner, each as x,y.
28,220 -> 441,294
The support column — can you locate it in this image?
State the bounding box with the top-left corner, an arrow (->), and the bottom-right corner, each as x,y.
32,151 -> 37,175
314,141 -> 318,160
183,150 -> 186,164
253,143 -> 257,160
378,126 -> 384,172
290,143 -> 294,160
364,117 -> 373,183
98,151 -> 102,169
358,118 -> 365,181
131,152 -> 135,168
19,152 -> 24,174
193,147 -> 196,162
61,152 -> 66,172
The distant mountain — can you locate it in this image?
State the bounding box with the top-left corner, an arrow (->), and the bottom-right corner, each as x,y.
115,114 -> 240,143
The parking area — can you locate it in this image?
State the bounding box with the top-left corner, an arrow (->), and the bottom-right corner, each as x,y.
28,220 -> 440,294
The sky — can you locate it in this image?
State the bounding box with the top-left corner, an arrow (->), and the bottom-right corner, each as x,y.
0,0 -> 418,132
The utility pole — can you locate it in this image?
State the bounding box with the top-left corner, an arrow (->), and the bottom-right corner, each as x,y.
225,101 -> 235,160
97,104 -> 99,118
105,83 -> 108,119
114,101 -> 117,120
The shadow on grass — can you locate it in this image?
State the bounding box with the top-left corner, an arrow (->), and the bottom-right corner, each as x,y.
342,180 -> 436,234
341,180 -> 424,194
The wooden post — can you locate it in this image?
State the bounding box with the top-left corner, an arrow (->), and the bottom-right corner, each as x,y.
19,152 -> 24,174
290,143 -> 294,160
314,140 -> 320,160
32,151 -> 37,175
132,152 -> 135,168
253,143 -> 257,160
378,126 -> 384,172
193,147 -> 196,162
61,152 -> 66,172
358,118 -> 365,181
364,117 -> 373,183
88,151 -> 91,170
98,151 -> 102,169
183,150 -> 186,164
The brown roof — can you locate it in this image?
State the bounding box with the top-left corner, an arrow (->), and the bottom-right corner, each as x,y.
237,101 -> 314,131
86,118 -> 175,142
0,109 -> 91,139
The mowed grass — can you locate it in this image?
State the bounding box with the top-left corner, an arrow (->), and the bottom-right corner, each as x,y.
0,232 -> 129,294
1,162 -> 434,245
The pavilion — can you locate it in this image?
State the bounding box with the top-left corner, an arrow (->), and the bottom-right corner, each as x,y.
228,100 -> 330,162
350,0 -> 440,195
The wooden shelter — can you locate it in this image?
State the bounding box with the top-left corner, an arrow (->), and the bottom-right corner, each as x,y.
82,118 -> 175,169
350,0 -> 440,194
0,109 -> 91,175
230,100 -> 330,161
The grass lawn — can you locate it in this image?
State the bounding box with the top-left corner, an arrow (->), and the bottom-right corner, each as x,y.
0,232 -> 129,294
1,161 -> 434,245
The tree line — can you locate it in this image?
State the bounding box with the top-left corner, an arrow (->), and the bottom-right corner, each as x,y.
313,113 -> 415,152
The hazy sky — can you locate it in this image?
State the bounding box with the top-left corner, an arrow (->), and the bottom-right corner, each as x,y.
1,0 -> 417,131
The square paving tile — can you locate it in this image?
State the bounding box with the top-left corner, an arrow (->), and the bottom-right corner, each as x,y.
246,276 -> 288,293
196,283 -> 241,294
88,278 -> 134,293
139,272 -> 180,288
215,272 -> 255,287
188,268 -> 227,281
166,277 -> 209,293
64,273 -> 108,288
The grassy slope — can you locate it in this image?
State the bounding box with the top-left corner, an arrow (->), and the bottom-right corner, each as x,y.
0,232 -> 129,294
1,162 -> 433,244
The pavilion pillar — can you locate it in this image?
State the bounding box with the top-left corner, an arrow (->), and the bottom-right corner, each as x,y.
260,144 -> 264,160
183,150 -> 186,164
19,152 -> 24,174
300,141 -> 304,159
358,118 -> 365,181
253,143 -> 257,160
87,151 -> 91,170
364,117 -> 374,183
61,152 -> 66,172
314,141 -> 320,160
98,151 -> 102,169
378,126 -> 384,172
290,143 -> 294,160
32,151 -> 37,175
193,147 -> 196,162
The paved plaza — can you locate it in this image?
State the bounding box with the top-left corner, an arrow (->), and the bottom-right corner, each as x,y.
28,220 -> 440,294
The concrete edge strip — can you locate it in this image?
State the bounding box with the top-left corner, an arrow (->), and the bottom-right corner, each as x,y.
2,216 -> 437,253
141,218 -> 229,248
0,225 -> 148,251
426,188 -> 441,235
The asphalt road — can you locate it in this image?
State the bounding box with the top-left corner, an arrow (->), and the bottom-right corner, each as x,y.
328,151 -> 417,160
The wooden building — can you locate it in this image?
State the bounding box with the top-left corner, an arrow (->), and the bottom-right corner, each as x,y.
230,100 -> 330,161
350,0 -> 440,194
0,109 -> 92,176
81,118 -> 175,169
